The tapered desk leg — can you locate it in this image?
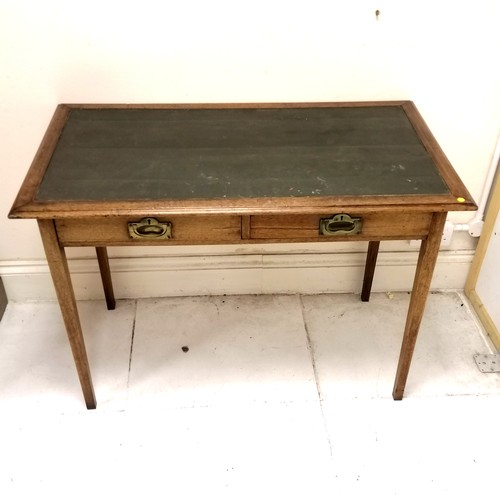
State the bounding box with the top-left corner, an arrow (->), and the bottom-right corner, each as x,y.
361,241 -> 380,302
38,220 -> 97,410
96,247 -> 116,310
392,212 -> 447,400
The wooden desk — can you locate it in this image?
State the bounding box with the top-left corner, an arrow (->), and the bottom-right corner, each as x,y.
9,102 -> 476,409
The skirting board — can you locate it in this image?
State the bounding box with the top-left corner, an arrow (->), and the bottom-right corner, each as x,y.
1,249 -> 474,302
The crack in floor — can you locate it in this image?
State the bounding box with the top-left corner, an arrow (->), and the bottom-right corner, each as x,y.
299,295 -> 334,456
126,299 -> 138,389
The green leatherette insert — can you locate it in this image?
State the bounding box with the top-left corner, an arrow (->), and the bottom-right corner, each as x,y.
35,106 -> 450,201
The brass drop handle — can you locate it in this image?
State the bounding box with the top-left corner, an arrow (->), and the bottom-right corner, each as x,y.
128,217 -> 172,240
319,214 -> 362,236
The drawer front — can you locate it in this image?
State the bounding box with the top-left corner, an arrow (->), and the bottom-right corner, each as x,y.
56,215 -> 242,246
249,212 -> 433,241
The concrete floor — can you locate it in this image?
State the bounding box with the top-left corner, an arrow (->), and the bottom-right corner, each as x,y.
0,291 -> 499,499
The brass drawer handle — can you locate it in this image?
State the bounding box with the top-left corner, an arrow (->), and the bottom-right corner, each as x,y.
128,217 -> 172,240
319,214 -> 362,236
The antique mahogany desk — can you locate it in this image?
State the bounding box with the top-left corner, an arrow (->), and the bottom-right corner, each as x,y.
9,102 -> 476,409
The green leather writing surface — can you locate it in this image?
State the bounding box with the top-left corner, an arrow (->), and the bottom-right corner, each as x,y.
36,107 -> 449,201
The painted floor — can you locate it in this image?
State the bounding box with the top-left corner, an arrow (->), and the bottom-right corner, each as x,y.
0,291 -> 499,499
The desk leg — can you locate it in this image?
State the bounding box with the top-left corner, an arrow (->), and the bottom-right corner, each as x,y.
38,220 -> 97,410
96,247 -> 116,310
361,241 -> 380,302
392,212 -> 447,400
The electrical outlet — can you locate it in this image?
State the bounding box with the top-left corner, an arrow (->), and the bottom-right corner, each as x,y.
440,221 -> 454,247
409,221 -> 454,249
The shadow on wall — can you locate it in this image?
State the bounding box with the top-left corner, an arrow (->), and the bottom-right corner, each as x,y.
0,279 -> 7,320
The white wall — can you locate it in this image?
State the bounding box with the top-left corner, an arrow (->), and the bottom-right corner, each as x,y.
1,0 -> 499,300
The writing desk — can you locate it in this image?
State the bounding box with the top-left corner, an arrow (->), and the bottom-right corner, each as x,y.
9,102 -> 476,409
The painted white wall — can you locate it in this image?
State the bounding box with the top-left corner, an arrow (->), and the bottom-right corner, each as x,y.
1,0 -> 499,299
476,209 -> 500,331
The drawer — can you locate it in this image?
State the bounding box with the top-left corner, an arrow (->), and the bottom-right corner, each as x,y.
249,212 -> 433,241
56,215 -> 242,246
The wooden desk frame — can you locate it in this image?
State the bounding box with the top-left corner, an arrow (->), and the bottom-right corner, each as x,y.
9,102 -> 476,409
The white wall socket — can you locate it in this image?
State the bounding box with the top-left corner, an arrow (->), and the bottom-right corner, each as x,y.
409,220 -> 455,249
440,221 -> 455,247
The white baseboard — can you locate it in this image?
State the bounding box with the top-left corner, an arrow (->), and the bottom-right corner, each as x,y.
0,249 -> 474,302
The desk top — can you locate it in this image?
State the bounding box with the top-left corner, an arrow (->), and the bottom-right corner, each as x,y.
9,102 -> 476,218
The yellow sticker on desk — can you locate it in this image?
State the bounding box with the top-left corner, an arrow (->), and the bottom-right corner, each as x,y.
457,197 -> 466,203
